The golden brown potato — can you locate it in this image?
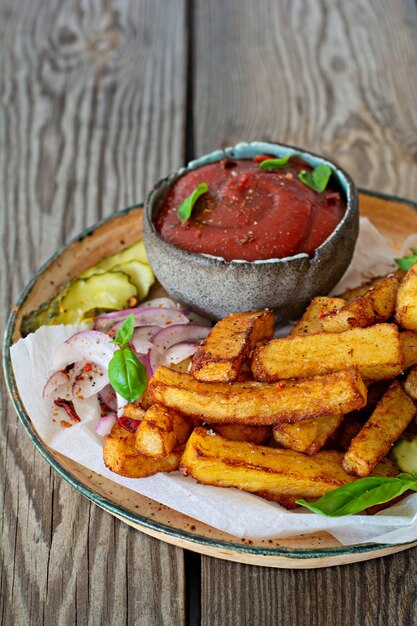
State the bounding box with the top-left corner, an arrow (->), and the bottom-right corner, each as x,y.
191,310 -> 274,382
273,414 -> 344,455
404,367 -> 417,401
210,423 -> 271,445
366,275 -> 400,321
104,423 -> 182,478
396,262 -> 417,330
290,297 -> 346,336
135,404 -> 193,458
122,404 -> 146,420
148,365 -> 367,425
252,323 -> 403,382
180,427 -> 356,502
337,272 -> 403,304
342,380 -> 416,477
399,330 -> 417,370
320,296 -> 376,333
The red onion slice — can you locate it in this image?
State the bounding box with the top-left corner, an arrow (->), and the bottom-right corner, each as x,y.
130,326 -> 160,354
43,370 -> 70,399
72,362 -> 109,399
95,413 -> 117,436
111,308 -> 190,333
148,325 -> 210,374
94,298 -> 180,331
165,342 -> 199,365
52,330 -> 116,372
99,385 -> 117,412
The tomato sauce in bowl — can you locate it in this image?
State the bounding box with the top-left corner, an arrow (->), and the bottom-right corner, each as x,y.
154,157 -> 346,262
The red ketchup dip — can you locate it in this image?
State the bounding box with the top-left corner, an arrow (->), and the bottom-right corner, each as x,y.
154,157 -> 346,262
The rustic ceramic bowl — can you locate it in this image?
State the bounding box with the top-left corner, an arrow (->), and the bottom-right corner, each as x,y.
143,141 -> 359,321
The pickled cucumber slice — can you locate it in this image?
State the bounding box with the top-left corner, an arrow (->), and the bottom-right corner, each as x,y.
52,272 -> 137,324
81,241 -> 149,278
112,260 -> 154,300
392,436 -> 417,473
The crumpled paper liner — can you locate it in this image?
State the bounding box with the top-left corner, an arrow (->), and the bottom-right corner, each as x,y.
10,218 -> 417,545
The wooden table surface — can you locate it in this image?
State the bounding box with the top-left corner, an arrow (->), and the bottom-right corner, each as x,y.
2,1 -> 417,624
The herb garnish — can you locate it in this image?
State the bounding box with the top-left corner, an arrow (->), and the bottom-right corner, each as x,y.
259,155 -> 292,170
108,314 -> 146,402
395,248 -> 417,271
177,182 -> 209,222
296,472 -> 417,517
298,164 -> 332,193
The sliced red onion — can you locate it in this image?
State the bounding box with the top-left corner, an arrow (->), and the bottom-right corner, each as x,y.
72,362 -> 109,399
95,413 -> 117,436
111,307 -> 190,333
43,370 -> 69,399
99,384 -> 117,412
94,298 -> 180,331
52,330 -> 116,372
148,324 -> 210,374
139,297 -> 179,309
165,342 -> 199,365
117,393 -> 128,418
130,326 -> 160,354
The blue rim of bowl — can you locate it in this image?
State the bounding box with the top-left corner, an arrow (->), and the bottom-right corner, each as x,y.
3,190 -> 417,561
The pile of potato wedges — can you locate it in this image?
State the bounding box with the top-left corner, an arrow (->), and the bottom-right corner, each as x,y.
103,262 -> 417,510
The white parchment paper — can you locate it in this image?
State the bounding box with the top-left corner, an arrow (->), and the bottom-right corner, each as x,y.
10,218 -> 417,545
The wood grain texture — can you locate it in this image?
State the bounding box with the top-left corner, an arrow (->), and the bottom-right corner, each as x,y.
0,1 -> 186,624
194,1 -> 417,624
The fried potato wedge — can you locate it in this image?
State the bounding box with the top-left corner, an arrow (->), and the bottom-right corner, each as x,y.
342,380 -> 416,477
273,414 -> 344,455
148,366 -> 367,424
210,423 -> 271,445
404,366 -> 417,401
320,296 -> 376,333
396,261 -> 417,330
122,403 -> 146,420
290,297 -> 346,336
252,323 -> 403,382
135,404 -> 193,458
180,427 -> 356,501
400,330 -> 417,370
104,423 -> 182,478
191,310 -> 274,382
323,275 -> 399,333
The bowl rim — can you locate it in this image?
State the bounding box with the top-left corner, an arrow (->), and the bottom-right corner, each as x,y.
4,190 -> 417,561
144,140 -> 359,267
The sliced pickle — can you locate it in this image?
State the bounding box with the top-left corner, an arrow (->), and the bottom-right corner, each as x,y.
112,260 -> 154,300
81,241 -> 149,278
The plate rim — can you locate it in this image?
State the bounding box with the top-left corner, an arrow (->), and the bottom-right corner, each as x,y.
4,190 -> 417,561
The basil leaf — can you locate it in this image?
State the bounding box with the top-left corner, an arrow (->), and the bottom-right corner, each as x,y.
113,314 -> 135,349
395,255 -> 417,271
177,183 -> 209,222
296,473 -> 417,517
259,155 -> 292,170
108,347 -> 146,402
299,164 -> 332,193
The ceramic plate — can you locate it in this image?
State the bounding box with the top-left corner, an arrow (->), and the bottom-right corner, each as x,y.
4,190 -> 417,569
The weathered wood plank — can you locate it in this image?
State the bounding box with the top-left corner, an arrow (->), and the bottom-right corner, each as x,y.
193,0 -> 417,197
194,1 -> 417,624
0,1 -> 187,625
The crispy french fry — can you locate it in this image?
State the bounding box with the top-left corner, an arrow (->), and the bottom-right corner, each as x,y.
404,366 -> 417,401
135,404 -> 193,458
180,427 -> 356,501
337,272 -> 403,304
210,424 -> 271,445
148,366 -> 367,425
325,416 -> 364,452
400,330 -> 417,370
320,297 -> 376,332
322,276 -> 399,333
290,297 -> 346,336
104,423 -> 182,478
396,262 -> 417,330
191,310 -> 274,382
122,404 -> 146,420
342,381 -> 416,477
252,323 -> 403,382
273,414 -> 344,455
